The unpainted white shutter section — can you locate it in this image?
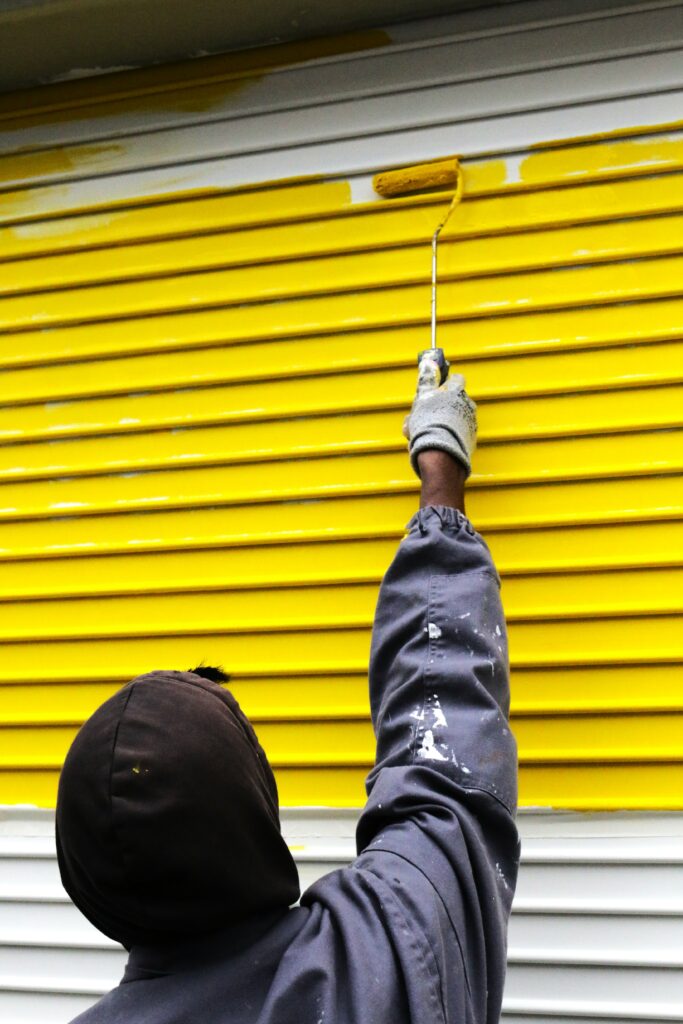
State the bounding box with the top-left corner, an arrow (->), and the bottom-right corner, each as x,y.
3,0 -> 683,216
1,809 -> 683,1023
4,2 -> 683,157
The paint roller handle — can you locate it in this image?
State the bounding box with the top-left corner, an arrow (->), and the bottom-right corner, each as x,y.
417,346 -> 449,385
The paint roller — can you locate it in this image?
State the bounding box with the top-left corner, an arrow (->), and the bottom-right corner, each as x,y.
373,157 -> 463,385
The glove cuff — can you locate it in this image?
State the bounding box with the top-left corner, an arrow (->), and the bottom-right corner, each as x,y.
410,426 -> 472,479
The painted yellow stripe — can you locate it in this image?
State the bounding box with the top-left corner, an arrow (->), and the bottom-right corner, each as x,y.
0,629 -> 378,681
0,477 -> 680,552
3,288 -> 683,374
1,548 -> 683,618
5,234 -> 683,334
0,565 -> 681,638
3,711 -> 683,771
6,199 -> 683,298
2,663 -> 682,728
0,538 -> 392,597
510,614 -> 683,666
501,568 -> 683,618
0,677 -> 372,725
0,183 -> 355,262
3,342 -> 682,447
0,614 -> 678,681
516,763 -> 683,812
0,181 -> 361,271
0,500 -> 680,569
0,520 -> 679,602
1,447 -> 681,526
457,166 -> 683,236
515,127 -> 683,191
2,762 -> 682,810
4,323 -> 683,417
1,119 -> 682,232
1,529 -> 682,601
511,664 -> 683,715
0,582 -> 380,639
2,104 -> 683,810
489,519 -> 683,574
0,494 -> 417,557
1,399 -> 681,486
4,167 -> 683,269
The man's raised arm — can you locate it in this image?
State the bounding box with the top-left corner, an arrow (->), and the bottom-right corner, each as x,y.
354,359 -> 520,1024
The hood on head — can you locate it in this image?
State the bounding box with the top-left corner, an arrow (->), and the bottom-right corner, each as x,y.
56,670 -> 300,948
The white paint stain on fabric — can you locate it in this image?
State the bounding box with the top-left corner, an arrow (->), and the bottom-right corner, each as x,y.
495,624 -> 502,636
495,862 -> 511,891
417,729 -> 447,761
430,694 -> 448,729
432,705 -> 448,729
427,622 -> 442,639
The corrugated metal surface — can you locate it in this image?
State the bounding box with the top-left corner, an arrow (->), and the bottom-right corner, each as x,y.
4,6 -> 683,1021
1,0 -> 683,812
1,808 -> 682,1023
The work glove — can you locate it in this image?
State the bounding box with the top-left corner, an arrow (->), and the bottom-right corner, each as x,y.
403,354 -> 477,478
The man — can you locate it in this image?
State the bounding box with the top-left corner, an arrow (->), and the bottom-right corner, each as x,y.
56,358 -> 519,1023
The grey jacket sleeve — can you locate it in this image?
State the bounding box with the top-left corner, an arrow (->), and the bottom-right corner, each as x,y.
354,505 -> 520,1024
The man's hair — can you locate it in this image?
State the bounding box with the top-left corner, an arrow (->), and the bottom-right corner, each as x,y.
188,664 -> 231,684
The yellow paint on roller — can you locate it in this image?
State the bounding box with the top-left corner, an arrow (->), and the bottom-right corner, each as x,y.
373,157 -> 459,198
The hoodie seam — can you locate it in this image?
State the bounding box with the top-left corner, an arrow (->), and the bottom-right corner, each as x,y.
360,845 -> 474,1003
353,864 -> 449,1024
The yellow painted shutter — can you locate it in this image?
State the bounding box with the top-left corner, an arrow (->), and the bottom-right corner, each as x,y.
0,56 -> 682,810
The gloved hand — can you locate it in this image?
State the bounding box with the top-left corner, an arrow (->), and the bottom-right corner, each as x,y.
403,354 -> 477,478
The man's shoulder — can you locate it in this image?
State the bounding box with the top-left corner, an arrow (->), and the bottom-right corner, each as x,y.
68,985 -> 129,1024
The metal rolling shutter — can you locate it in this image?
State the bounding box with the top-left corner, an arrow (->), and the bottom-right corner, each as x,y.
2,808 -> 682,1023
1,9 -> 683,810
0,0 -> 682,1020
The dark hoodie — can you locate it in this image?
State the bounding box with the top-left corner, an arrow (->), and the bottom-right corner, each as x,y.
56,669 -> 300,949
57,507 -> 520,1024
